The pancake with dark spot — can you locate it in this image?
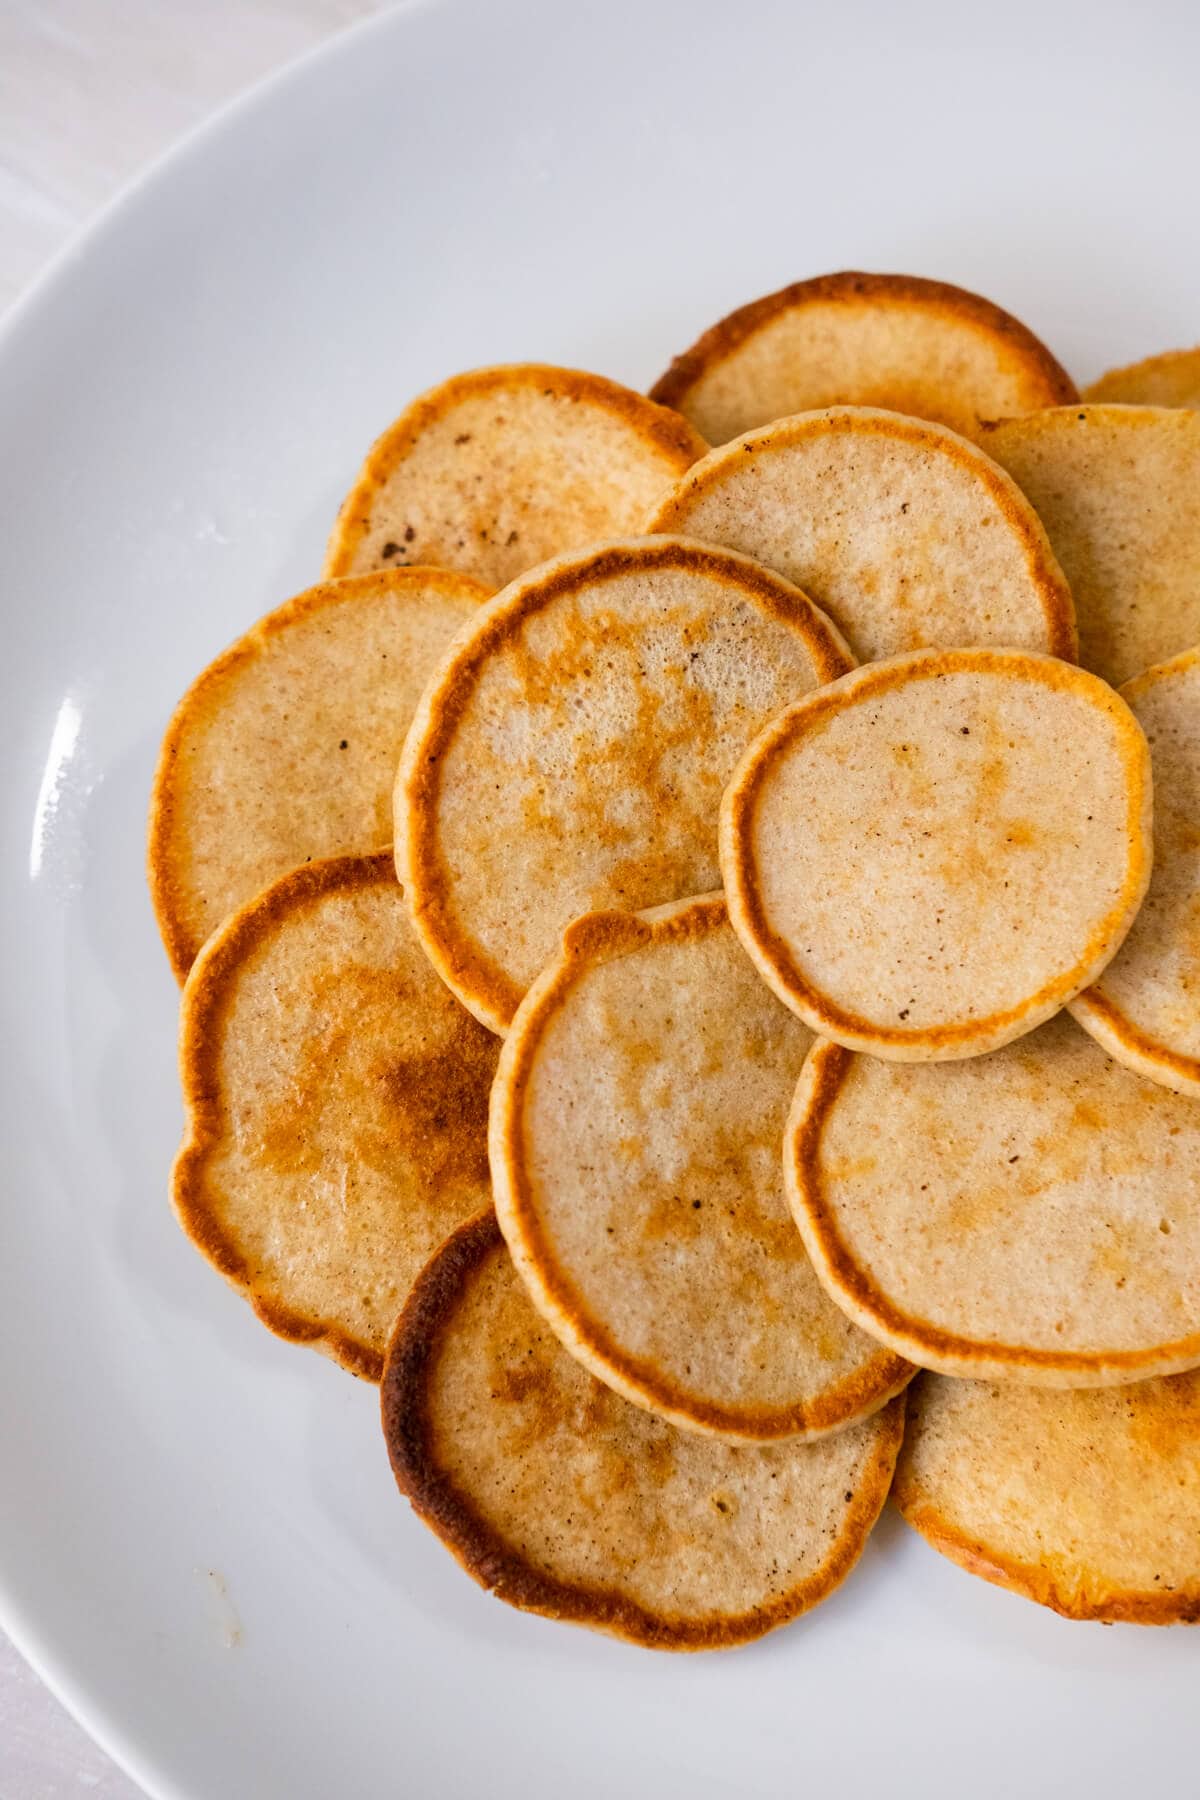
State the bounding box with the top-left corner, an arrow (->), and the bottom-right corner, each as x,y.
721,648 -> 1151,1061
324,364 -> 706,587
148,566 -> 488,980
173,853 -> 499,1379
381,1211 -> 905,1649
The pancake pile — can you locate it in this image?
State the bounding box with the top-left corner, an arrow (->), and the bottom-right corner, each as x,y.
152,273 -> 1200,1648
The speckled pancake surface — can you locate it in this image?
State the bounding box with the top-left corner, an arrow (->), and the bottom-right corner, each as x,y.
894,1371 -> 1200,1623
381,1211 -> 906,1650
784,1014 -> 1200,1386
489,894 -> 912,1442
721,649 -> 1151,1061
173,853 -> 499,1380
396,536 -> 853,1034
1084,346 -> 1200,408
1071,648 -> 1200,1094
650,272 -> 1076,445
324,363 -> 706,587
148,566 -> 488,980
984,405 -> 1200,686
645,407 -> 1076,665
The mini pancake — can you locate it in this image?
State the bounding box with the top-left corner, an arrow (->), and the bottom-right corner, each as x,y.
721,649 -> 1151,1061
894,1370 -> 1200,1624
650,271 -> 1076,446
381,1210 -> 906,1650
784,1012 -> 1200,1387
148,566 -> 488,981
645,408 -> 1076,665
983,405 -> 1200,686
396,536 -> 853,1034
173,853 -> 499,1380
1071,648 -> 1200,1095
1084,346 -> 1200,408
489,893 -> 913,1443
323,364 -> 706,587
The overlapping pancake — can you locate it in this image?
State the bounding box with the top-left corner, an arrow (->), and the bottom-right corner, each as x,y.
381,1210 -> 906,1649
395,536 -> 853,1033
1071,648 -> 1200,1094
490,894 -> 913,1441
323,364 -> 706,586
784,1013 -> 1200,1386
650,272 -> 1076,444
149,567 -> 487,979
1084,346 -> 1200,408
721,649 -> 1151,1061
894,1370 -> 1200,1623
645,408 -> 1076,664
984,405 -> 1200,686
173,853 -> 499,1379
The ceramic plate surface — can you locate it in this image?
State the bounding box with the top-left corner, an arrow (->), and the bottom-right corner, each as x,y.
3,1 -> 1200,1794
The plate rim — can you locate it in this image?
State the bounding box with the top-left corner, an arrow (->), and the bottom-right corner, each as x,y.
0,7 -> 427,1794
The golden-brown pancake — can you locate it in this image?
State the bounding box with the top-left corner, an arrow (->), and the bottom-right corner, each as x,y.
721,649 -> 1151,1061
784,1013 -> 1200,1387
395,536 -> 853,1034
148,566 -> 488,981
173,853 -> 499,1380
645,408 -> 1076,665
489,893 -> 913,1442
323,364 -> 706,586
894,1370 -> 1200,1623
1084,346 -> 1200,408
381,1210 -> 906,1650
650,272 -> 1076,445
984,405 -> 1200,685
1070,647 -> 1200,1094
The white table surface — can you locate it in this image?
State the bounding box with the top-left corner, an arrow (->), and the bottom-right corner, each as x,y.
0,6 -> 384,1791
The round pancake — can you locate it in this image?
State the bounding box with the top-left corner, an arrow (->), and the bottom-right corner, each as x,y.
1070,648 -> 1200,1095
983,405 -> 1200,686
894,1370 -> 1200,1623
721,648 -> 1152,1061
396,536 -> 853,1034
784,1013 -> 1200,1386
173,853 -> 499,1380
323,364 -> 706,587
489,893 -> 913,1442
650,271 -> 1076,446
1084,346 -> 1200,408
645,408 -> 1076,665
381,1210 -> 906,1650
148,566 -> 488,981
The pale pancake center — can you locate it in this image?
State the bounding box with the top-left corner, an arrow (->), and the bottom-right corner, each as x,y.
742,656 -> 1147,1044
800,1014 -> 1200,1367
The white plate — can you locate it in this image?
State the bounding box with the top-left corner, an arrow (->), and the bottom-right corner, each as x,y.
3,1 -> 1200,1794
